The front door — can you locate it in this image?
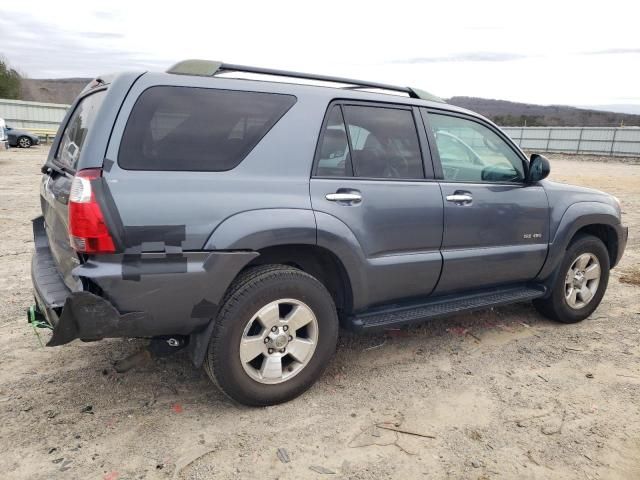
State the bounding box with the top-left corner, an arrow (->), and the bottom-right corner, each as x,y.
422,110 -> 549,295
310,102 -> 444,309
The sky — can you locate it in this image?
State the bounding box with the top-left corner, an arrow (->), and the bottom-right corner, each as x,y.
1,0 -> 639,108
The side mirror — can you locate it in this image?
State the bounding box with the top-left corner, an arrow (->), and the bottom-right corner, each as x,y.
528,154 -> 550,183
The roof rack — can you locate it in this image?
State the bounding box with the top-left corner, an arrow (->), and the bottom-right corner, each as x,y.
167,59 -> 445,103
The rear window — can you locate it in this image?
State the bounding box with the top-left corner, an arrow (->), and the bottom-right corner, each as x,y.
56,90 -> 106,170
118,86 -> 296,171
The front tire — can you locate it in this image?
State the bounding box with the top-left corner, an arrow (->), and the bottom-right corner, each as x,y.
18,136 -> 32,148
204,265 -> 339,406
534,234 -> 609,323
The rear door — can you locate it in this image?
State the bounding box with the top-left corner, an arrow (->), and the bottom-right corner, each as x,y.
422,109 -> 549,294
40,89 -> 107,290
310,101 -> 444,308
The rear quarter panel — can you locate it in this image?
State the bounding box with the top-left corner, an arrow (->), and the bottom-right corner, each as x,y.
102,73 -> 329,252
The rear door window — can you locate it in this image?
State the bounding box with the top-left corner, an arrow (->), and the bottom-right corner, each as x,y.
343,105 -> 424,179
118,86 -> 296,171
56,90 -> 106,170
316,106 -> 351,177
315,104 -> 424,179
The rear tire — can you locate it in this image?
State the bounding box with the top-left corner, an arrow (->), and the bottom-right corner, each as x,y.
533,234 -> 609,323
18,136 -> 32,148
204,265 -> 339,406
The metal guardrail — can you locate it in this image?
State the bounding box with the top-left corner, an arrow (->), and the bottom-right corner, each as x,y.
501,127 -> 640,157
0,98 -> 69,132
27,128 -> 58,144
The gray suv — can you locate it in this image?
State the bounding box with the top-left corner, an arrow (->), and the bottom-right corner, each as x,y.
30,61 -> 628,406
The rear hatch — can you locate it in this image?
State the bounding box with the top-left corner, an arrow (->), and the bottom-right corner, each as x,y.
40,89 -> 107,290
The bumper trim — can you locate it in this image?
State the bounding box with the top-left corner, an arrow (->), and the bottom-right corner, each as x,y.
48,292 -> 151,346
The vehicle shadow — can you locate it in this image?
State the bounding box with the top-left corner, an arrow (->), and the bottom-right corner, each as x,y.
32,301 -> 557,413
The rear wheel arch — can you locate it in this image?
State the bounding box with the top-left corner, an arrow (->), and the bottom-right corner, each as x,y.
245,244 -> 354,322
204,264 -> 339,405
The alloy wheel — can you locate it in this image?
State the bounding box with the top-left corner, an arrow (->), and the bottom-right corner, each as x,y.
239,298 -> 319,384
564,253 -> 601,309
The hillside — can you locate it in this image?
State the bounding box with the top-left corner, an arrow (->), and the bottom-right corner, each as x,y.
20,78 -> 89,104
448,96 -> 640,127
15,79 -> 640,127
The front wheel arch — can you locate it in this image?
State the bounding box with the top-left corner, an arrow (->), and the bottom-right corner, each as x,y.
534,234 -> 610,323
570,224 -> 618,268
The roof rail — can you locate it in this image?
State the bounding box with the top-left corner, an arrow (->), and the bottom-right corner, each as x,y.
167,59 -> 445,103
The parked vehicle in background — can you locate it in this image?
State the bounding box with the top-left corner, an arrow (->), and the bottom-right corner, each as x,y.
6,126 -> 39,148
30,61 -> 627,406
0,118 -> 8,150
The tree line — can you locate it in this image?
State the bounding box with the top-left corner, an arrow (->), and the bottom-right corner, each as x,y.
0,57 -> 21,99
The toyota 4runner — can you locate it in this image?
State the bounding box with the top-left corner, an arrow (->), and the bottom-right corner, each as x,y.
30,60 -> 628,405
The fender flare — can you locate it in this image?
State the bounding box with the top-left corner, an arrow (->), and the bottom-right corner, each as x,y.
204,209 -> 368,308
190,209 -> 369,367
537,201 -> 621,283
313,211 -> 369,311
204,208 -> 317,250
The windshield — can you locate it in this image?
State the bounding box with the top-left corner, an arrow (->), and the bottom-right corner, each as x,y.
56,90 -> 106,170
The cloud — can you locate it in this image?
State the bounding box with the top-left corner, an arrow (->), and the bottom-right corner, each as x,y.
581,48 -> 640,55
393,52 -> 530,64
81,32 -> 125,39
92,10 -> 121,21
0,11 -> 173,78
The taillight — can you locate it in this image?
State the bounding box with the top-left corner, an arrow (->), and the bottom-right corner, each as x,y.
68,168 -> 116,254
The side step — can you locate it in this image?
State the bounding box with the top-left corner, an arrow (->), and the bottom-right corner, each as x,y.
349,285 -> 546,331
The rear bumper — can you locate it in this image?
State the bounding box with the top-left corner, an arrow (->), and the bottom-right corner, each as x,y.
31,216 -> 142,346
30,216 -> 258,346
31,216 -> 72,332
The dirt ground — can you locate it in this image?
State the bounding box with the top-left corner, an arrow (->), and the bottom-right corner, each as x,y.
0,147 -> 638,480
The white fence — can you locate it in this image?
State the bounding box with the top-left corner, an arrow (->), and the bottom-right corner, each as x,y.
502,127 -> 640,157
0,98 -> 69,131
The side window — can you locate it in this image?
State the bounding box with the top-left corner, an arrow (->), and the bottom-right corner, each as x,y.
343,105 -> 424,179
428,113 -> 525,183
315,104 -> 424,180
119,86 -> 296,171
56,90 -> 106,170
316,106 -> 351,177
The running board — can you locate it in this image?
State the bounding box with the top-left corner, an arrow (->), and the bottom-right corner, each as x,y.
349,285 -> 546,331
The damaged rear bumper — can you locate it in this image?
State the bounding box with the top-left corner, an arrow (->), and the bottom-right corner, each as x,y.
33,290 -> 154,346
31,216 -> 258,347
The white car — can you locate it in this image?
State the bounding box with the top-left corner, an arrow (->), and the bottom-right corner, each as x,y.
0,118 -> 8,150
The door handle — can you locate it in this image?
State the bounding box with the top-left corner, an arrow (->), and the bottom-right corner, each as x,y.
325,192 -> 362,203
446,193 -> 473,204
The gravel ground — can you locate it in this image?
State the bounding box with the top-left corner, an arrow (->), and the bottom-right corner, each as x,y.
0,147 -> 638,480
